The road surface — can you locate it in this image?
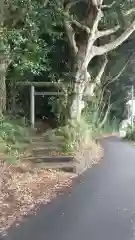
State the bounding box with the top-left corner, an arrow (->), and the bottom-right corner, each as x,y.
3,137 -> 135,240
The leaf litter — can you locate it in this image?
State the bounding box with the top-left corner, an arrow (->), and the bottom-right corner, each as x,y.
0,160 -> 76,234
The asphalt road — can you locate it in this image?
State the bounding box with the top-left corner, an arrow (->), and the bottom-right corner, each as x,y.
3,136 -> 135,240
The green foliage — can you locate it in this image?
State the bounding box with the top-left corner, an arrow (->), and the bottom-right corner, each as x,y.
50,110 -> 117,155
0,117 -> 30,142
55,118 -> 91,154
84,91 -> 109,129
1,0 -> 51,76
0,116 -> 32,163
84,101 -> 118,138
1,0 -> 65,80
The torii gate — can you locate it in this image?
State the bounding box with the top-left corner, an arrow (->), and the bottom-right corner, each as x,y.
17,81 -> 65,128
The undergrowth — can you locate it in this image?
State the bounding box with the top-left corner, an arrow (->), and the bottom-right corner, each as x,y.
55,118 -> 92,154
0,116 -> 32,163
44,99 -> 118,156
44,112 -> 118,155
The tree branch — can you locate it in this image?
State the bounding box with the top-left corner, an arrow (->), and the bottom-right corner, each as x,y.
101,1 -> 115,10
98,90 -> 112,128
64,1 -> 79,55
64,0 -> 81,12
44,0 -> 49,8
124,8 -> 135,16
64,20 -> 78,55
63,1 -> 90,34
92,20 -> 135,56
96,25 -> 120,39
94,55 -> 108,85
85,55 -> 108,97
0,0 -> 4,24
90,0 -> 103,10
77,9 -> 103,73
104,51 -> 135,87
71,18 -> 90,34
99,103 -> 112,128
75,8 -> 104,81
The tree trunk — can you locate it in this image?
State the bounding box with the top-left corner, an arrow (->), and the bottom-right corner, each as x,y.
0,58 -> 8,114
70,82 -> 85,120
0,74 -> 6,113
69,39 -> 93,120
70,64 -> 90,120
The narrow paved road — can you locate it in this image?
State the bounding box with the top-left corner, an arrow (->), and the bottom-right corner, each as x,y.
3,137 -> 135,240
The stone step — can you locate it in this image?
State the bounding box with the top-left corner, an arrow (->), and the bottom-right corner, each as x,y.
31,141 -> 63,148
25,155 -> 74,163
34,161 -> 77,173
44,135 -> 64,142
32,146 -> 60,154
33,150 -> 60,157
32,135 -> 64,143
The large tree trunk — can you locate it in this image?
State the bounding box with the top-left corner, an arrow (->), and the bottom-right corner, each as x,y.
70,57 -> 90,120
69,29 -> 95,120
70,55 -> 108,120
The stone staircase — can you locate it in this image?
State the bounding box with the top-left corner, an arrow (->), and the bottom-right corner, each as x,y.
23,134 -> 79,173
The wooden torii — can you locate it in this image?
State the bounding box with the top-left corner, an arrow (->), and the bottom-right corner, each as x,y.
17,81 -> 66,128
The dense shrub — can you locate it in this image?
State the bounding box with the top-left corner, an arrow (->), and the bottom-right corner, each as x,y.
125,126 -> 135,141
